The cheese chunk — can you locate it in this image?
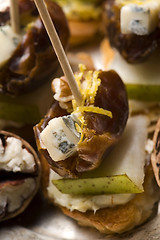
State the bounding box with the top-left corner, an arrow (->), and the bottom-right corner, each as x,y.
120,1 -> 160,35
0,25 -> 22,67
40,115 -> 80,162
0,0 -> 10,11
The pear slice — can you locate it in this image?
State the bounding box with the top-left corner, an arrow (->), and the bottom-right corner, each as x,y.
0,101 -> 40,124
54,0 -> 101,5
52,174 -> 143,195
0,77 -> 53,124
126,84 -> 160,101
52,115 -> 149,195
107,48 -> 160,101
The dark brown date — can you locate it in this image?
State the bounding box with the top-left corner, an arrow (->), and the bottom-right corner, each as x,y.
103,0 -> 160,63
0,0 -> 70,95
34,70 -> 129,178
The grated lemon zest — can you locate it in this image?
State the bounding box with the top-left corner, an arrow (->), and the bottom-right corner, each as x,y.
71,64 -> 112,143
72,65 -> 102,112
117,0 -> 155,6
73,106 -> 112,118
75,123 -> 84,144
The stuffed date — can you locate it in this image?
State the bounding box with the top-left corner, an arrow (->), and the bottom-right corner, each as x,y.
34,66 -> 129,178
0,0 -> 69,95
103,0 -> 160,63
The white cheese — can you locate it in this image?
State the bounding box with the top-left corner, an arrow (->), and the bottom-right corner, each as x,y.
40,115 -> 80,162
0,137 -> 35,172
0,0 -> 10,11
145,139 -> 154,154
48,170 -> 134,213
120,1 -> 160,35
0,25 -> 22,67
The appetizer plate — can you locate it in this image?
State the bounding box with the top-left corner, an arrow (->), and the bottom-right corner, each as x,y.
0,42 -> 159,240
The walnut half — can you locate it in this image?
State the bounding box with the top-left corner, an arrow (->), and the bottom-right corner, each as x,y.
151,119 -> 160,187
0,130 -> 41,222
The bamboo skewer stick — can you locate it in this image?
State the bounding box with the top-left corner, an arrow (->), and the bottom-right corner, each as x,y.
33,0 -> 82,106
10,0 -> 20,34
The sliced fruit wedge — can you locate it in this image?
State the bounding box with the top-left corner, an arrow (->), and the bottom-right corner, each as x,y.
0,101 -> 40,124
0,78 -> 53,125
52,115 -> 149,195
107,49 -> 160,101
52,174 -> 143,195
126,84 -> 160,101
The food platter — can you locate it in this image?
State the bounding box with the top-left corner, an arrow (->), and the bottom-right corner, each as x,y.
1,0 -> 160,237
0,41 -> 160,240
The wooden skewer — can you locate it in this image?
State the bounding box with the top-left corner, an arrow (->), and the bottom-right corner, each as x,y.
9,0 -> 20,34
34,0 -> 82,106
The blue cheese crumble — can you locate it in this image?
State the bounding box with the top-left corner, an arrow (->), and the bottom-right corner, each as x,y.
120,1 -> 160,35
0,25 -> 22,66
40,115 -> 80,161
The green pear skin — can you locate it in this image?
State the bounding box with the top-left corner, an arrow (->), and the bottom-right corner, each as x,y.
52,174 -> 143,195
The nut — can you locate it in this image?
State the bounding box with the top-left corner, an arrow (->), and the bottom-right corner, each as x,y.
0,130 -> 41,221
151,119 -> 160,187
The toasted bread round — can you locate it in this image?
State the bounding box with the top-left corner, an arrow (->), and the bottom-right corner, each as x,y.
40,148 -> 160,235
69,19 -> 102,46
60,165 -> 159,234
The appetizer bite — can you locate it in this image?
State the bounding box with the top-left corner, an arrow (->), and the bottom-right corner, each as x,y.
34,65 -> 160,234
102,0 -> 160,116
0,130 -> 40,222
103,0 -> 160,64
53,0 -> 104,46
35,65 -> 129,177
0,0 -> 69,141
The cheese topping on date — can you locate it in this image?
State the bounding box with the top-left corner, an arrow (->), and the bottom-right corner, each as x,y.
40,115 -> 80,162
44,65 -> 112,162
119,0 -> 160,35
0,0 -> 9,11
0,25 -> 22,67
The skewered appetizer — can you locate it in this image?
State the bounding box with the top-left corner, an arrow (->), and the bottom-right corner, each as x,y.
34,65 -> 160,234
103,0 -> 160,64
35,65 -> 129,177
53,0 -> 104,46
0,0 -> 69,141
102,0 -> 160,111
0,130 -> 40,222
